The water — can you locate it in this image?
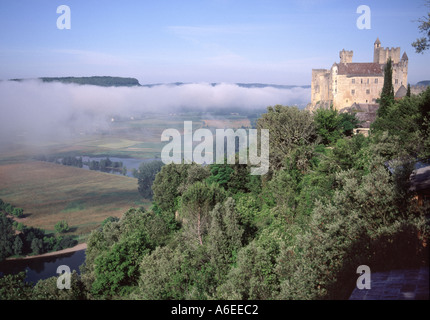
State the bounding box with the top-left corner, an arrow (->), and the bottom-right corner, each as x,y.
80,156 -> 157,177
0,250 -> 86,284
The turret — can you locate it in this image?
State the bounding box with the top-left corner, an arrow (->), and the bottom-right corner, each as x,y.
340,49 -> 353,63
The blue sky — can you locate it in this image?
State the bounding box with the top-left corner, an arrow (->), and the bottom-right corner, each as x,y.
0,0 -> 429,85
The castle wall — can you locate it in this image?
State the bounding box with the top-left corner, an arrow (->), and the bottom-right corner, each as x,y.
333,75 -> 384,109
374,47 -> 401,64
311,69 -> 332,105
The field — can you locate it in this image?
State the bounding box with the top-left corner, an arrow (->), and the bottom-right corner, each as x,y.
0,160 -> 148,240
0,111 -> 256,242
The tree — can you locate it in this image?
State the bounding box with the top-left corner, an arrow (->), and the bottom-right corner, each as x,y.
12,207 -> 24,218
13,236 -> 23,256
257,105 -> 318,172
378,57 -> 395,117
0,272 -> 32,300
412,1 -> 430,53
137,160 -> 164,199
55,220 -> 70,234
407,83 -> 411,97
0,213 -> 15,261
180,181 -> 225,247
31,238 -> 44,255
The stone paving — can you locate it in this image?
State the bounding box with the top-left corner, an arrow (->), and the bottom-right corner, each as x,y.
349,267 -> 429,300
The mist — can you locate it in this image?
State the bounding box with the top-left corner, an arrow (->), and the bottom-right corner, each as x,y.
0,80 -> 311,151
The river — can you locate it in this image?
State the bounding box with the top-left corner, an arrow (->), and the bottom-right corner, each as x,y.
0,250 -> 86,284
80,156 -> 157,177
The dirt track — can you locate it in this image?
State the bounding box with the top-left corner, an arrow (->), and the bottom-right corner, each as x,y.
7,243 -> 87,261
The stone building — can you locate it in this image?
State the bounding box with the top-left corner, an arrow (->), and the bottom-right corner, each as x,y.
309,38 -> 409,111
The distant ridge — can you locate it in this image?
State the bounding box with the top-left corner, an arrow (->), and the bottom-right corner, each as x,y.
10,76 -> 141,87
416,80 -> 430,86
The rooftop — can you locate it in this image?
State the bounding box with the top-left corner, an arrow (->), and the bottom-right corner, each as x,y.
337,63 -> 383,76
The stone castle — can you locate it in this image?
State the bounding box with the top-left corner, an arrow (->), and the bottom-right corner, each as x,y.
309,38 -> 409,111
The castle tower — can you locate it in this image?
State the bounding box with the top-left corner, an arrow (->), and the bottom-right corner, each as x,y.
373,38 -> 381,63
340,49 -> 353,63
374,38 -> 401,64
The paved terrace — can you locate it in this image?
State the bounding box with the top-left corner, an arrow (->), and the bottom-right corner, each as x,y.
349,267 -> 429,300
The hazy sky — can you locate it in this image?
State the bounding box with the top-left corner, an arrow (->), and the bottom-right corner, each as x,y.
0,0 -> 429,85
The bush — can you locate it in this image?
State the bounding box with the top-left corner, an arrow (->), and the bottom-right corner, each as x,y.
55,220 -> 70,234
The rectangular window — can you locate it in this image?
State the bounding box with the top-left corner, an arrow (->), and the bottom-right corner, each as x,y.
366,89 -> 370,94
375,78 -> 378,84
361,79 -> 363,84
367,78 -> 370,84
395,79 -> 399,84
351,89 -> 355,95
352,79 -> 355,84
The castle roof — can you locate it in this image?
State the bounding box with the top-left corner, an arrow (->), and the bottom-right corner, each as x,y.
395,85 -> 407,98
402,52 -> 409,60
375,37 -> 381,45
337,63 -> 383,76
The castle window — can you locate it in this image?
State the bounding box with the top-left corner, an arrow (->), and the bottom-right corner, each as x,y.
351,89 -> 355,95
352,79 -> 355,84
367,78 -> 370,84
346,99 -> 349,103
395,79 -> 399,84
366,89 -> 370,94
361,79 -> 363,84
375,78 -> 378,84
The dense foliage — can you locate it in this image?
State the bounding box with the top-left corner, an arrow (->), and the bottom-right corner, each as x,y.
0,200 -> 77,262
1,88 -> 429,300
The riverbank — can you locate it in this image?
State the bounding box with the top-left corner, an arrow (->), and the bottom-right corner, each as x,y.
6,243 -> 87,261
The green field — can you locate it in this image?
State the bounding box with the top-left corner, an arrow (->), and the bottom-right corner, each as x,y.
0,160 -> 149,240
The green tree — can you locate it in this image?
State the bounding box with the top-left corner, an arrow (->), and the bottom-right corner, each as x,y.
217,240 -> 278,300
137,160 -> 164,199
32,271 -> 86,300
180,181 -> 225,247
378,57 -> 395,117
412,1 -> 430,53
152,163 -> 188,215
257,105 -> 318,173
55,220 -> 70,234
206,163 -> 234,190
13,236 -> 23,256
12,207 -> 24,218
0,272 -> 32,300
91,233 -> 150,297
206,198 -> 244,289
0,213 -> 15,261
31,238 -> 44,255
137,245 -> 188,300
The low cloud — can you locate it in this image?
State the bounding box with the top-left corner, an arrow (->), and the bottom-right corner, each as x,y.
0,80 -> 310,151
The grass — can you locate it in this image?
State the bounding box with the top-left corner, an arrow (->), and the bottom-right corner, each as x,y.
0,160 -> 150,238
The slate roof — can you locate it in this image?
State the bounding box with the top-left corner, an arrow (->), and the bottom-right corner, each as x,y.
337,63 -> 383,76
341,103 -> 379,128
395,85 -> 407,99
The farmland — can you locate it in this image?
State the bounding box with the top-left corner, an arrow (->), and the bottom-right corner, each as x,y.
0,111 -> 257,242
0,160 -> 148,240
